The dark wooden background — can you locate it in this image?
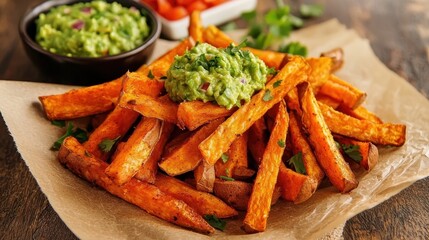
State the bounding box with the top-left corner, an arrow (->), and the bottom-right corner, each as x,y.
1,0 -> 428,239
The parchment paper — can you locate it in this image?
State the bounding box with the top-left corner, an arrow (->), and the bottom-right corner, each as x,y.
1,19 -> 429,239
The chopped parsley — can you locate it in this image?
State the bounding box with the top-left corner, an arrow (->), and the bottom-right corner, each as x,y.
278,42 -> 308,56
273,79 -> 282,88
340,143 -> 362,163
204,214 -> 226,231
221,153 -> 229,163
277,139 -> 285,148
98,136 -> 120,153
51,120 -> 66,127
147,70 -> 154,79
287,152 -> 306,174
263,90 -> 273,101
220,176 -> 235,181
51,122 -> 88,150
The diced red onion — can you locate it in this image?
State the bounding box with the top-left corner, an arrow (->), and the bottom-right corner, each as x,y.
81,7 -> 92,14
72,20 -> 85,30
200,82 -> 210,91
240,78 -> 247,84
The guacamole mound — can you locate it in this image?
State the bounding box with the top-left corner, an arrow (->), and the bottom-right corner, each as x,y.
165,43 -> 269,109
35,1 -> 150,57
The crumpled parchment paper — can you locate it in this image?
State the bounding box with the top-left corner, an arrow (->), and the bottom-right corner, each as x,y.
1,19 -> 429,239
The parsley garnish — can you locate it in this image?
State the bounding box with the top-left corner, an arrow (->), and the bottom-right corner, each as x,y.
277,139 -> 285,148
341,143 -> 362,163
51,120 -> 65,128
273,79 -> 282,88
278,42 -> 308,56
300,4 -> 324,18
241,0 -> 323,56
147,70 -> 154,79
220,176 -> 235,181
287,152 -> 306,174
268,67 -> 278,75
204,215 -> 226,231
51,122 -> 88,150
263,90 -> 273,101
221,153 -> 229,163
98,136 -> 120,153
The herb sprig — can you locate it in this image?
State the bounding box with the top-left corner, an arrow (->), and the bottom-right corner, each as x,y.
241,0 -> 323,56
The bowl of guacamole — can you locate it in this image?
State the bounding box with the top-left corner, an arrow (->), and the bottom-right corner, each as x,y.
19,0 -> 161,85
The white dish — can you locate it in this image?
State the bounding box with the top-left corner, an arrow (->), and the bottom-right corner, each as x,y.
159,0 -> 257,40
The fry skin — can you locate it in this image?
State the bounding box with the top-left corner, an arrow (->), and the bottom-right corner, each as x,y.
277,162 -> 317,204
105,118 -> 162,185
58,137 -> 215,234
119,94 -> 179,124
39,77 -> 122,120
289,110 -> 325,184
159,118 -> 224,176
194,160 -> 216,192
199,56 -> 309,166
298,83 -> 358,193
135,122 -> 175,183
243,101 -> 289,233
177,101 -> 236,130
318,102 -> 406,146
155,173 -> 238,218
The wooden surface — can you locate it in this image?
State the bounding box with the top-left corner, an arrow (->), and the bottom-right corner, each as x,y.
1,0 -> 429,239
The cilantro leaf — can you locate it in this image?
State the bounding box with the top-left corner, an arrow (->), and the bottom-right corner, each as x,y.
98,136 -> 120,153
278,42 -> 308,57
263,90 -> 273,101
300,4 -> 324,18
287,152 -> 306,174
220,176 -> 235,181
277,139 -> 285,148
147,70 -> 154,79
268,67 -> 278,76
221,153 -> 229,163
51,122 -> 74,150
51,120 -> 65,128
341,144 -> 362,163
273,79 -> 282,88
204,215 -> 227,231
51,122 -> 88,151
241,10 -> 257,22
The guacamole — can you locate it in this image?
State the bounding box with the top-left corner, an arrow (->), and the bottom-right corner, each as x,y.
35,1 -> 150,57
165,43 -> 269,109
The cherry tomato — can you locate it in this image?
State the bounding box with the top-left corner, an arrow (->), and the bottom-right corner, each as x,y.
186,1 -> 208,13
163,6 -> 188,20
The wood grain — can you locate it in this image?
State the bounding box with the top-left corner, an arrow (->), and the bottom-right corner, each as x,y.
1,0 -> 428,239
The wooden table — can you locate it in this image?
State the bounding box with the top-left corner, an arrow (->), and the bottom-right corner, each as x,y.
1,0 -> 428,239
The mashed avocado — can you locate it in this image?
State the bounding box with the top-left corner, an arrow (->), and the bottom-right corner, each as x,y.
35,1 -> 150,57
165,43 -> 269,109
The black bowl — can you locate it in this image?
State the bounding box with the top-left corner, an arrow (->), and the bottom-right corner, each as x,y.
19,0 -> 161,85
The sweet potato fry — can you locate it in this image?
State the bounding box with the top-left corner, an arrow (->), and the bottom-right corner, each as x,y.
58,137 -> 214,234
105,118 -> 162,185
215,133 -> 248,178
39,78 -> 122,120
213,179 -> 281,211
121,71 -> 165,96
199,56 -> 309,166
317,75 -> 367,109
203,25 -> 232,48
119,94 -> 179,124
159,118 -> 224,176
155,173 -> 237,218
189,11 -> 203,43
177,101 -> 236,130
298,83 -> 358,193
289,110 -> 325,184
232,166 -> 255,181
134,122 -> 175,183
337,105 -> 383,124
315,92 -> 341,109
334,135 -> 379,171
320,48 -> 344,72
247,117 -> 268,165
306,57 -> 333,91
194,160 -> 215,192
83,107 -> 139,161
276,162 -> 317,204
243,101 -> 289,233
318,102 -> 406,146
243,47 -> 287,70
